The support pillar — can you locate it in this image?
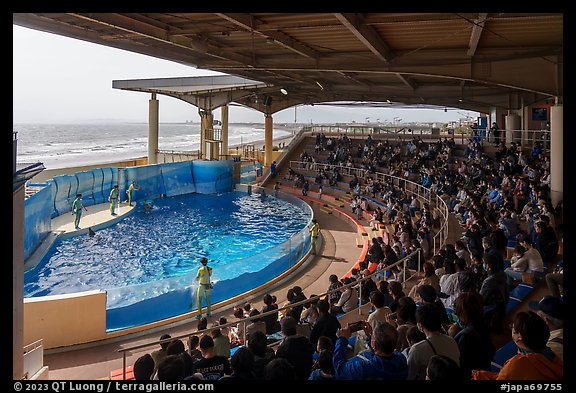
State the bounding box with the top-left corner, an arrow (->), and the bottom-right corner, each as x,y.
148,93 -> 159,164
505,113 -> 520,146
13,185 -> 24,379
221,105 -> 229,158
200,111 -> 214,160
264,113 -> 273,167
550,105 -> 563,208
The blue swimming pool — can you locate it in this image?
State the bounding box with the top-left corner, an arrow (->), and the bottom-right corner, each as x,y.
24,190 -> 312,330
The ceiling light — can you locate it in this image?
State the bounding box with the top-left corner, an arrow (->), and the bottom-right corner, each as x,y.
280,88 -> 288,95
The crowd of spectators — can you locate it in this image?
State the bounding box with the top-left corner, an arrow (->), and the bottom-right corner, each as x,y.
130,132 -> 562,381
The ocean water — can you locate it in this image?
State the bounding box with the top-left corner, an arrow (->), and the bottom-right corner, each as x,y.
13,122 -> 293,169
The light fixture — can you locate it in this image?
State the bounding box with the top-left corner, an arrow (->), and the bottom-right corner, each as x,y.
386,99 -> 392,104
280,88 -> 288,95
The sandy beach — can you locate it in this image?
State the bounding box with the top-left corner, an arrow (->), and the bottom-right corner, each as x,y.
227,124 -> 299,152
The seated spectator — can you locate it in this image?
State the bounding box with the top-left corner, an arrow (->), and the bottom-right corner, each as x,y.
210,324 -> 231,358
455,240 -> 472,267
534,220 -> 559,267
245,309 -> 267,343
166,339 -> 185,356
308,349 -> 335,380
367,290 -> 392,332
330,277 -> 358,315
309,299 -> 341,350
196,316 -> 208,332
275,316 -> 315,380
219,347 -> 255,380
192,335 -> 231,380
229,307 -> 247,345
545,261 -> 563,298
247,330 -> 275,379
265,358 -> 296,380
133,353 -> 155,380
472,311 -> 563,380
407,303 -> 460,380
387,280 -> 405,313
178,352 -> 194,379
450,292 -> 494,379
389,296 -> 417,352
504,238 -> 544,287
261,293 -> 281,335
529,296 -> 564,362
408,262 -> 440,301
479,252 -> 509,331
377,280 -> 395,307
157,354 -> 185,381
151,333 -> 171,378
327,274 -> 343,306
426,354 -> 463,381
333,321 -> 408,380
300,295 -> 320,326
288,285 -> 307,322
415,285 -> 450,331
401,325 -> 426,360
359,269 -> 378,304
187,335 -> 203,363
217,316 -> 229,339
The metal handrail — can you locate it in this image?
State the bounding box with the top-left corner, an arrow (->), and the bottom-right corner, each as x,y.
116,247 -> 422,379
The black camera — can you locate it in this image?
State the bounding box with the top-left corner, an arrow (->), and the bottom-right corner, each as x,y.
348,321 -> 365,333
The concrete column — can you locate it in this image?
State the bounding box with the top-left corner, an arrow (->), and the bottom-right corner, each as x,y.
13,185 -> 24,379
201,111 -> 214,160
148,93 -> 159,164
550,105 -> 563,208
505,113 -> 520,145
221,105 -> 229,158
264,113 -> 273,167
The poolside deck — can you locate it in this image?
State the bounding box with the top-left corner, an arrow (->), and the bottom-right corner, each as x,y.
51,202 -> 136,236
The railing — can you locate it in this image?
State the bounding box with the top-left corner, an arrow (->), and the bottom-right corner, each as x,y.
116,247 -> 422,379
288,160 -> 450,256
156,149 -> 201,163
23,339 -> 44,380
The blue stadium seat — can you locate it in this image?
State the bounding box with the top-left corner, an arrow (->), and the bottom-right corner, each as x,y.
490,340 -> 518,372
506,282 -> 535,313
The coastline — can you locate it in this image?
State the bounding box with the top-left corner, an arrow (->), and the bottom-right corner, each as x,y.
29,124 -> 299,180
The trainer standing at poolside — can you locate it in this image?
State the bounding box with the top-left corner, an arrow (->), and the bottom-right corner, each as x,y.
126,180 -> 140,206
71,193 -> 88,230
109,185 -> 119,215
309,218 -> 321,255
195,257 -> 213,319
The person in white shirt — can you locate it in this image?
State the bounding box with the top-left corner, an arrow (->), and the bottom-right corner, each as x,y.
330,277 -> 358,315
407,304 -> 460,380
504,238 -> 544,286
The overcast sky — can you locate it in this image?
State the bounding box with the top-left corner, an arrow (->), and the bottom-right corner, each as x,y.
13,25 -> 477,125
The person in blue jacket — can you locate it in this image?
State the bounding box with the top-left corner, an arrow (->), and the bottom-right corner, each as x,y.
333,320 -> 408,380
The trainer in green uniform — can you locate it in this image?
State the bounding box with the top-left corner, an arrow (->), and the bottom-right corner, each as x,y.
126,180 -> 140,206
109,185 -> 119,215
71,193 -> 88,230
194,257 -> 213,319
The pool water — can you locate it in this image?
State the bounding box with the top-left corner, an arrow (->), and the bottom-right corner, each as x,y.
24,191 -> 310,308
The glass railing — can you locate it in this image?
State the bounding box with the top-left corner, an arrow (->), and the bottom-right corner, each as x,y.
104,185 -> 313,331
